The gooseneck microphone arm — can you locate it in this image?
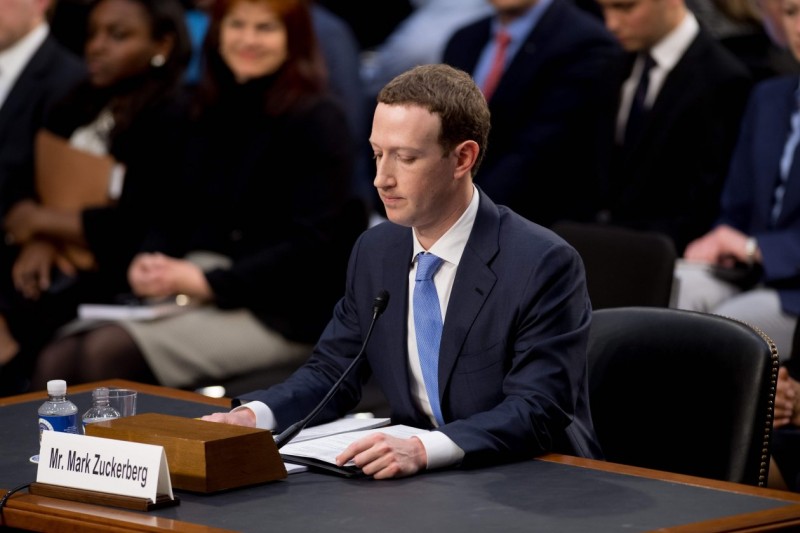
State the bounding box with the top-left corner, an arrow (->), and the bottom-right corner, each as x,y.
273,290 -> 390,449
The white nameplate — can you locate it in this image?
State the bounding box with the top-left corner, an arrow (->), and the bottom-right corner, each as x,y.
37,431 -> 173,502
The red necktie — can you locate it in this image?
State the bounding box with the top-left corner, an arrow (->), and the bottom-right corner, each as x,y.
482,30 -> 511,102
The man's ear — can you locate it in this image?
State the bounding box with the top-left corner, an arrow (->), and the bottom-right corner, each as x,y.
453,140 -> 480,179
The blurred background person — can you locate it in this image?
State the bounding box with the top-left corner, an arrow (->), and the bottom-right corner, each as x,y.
0,0 -> 86,371
360,0 -> 493,102
674,7 -> 800,493
688,0 -> 799,80
761,2 -> 800,491
31,0 -> 366,392
181,0 -> 215,87
0,0 -> 191,395
443,0 -> 622,228
593,0 -> 753,254
672,0 -> 800,391
176,0 -> 375,220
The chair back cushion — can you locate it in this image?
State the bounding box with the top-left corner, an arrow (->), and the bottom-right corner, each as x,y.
588,307 -> 778,486
552,222 -> 676,309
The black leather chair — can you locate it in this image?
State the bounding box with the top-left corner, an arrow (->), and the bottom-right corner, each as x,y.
587,307 -> 779,486
551,221 -> 677,309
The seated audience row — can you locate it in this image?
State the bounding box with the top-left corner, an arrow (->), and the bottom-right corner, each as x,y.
0,0 -> 365,395
0,0 -> 191,393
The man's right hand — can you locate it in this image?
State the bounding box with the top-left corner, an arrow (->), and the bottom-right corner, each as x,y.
201,408 -> 256,427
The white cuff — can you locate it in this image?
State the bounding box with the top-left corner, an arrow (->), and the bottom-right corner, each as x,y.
233,401 -> 276,430
414,430 -> 465,470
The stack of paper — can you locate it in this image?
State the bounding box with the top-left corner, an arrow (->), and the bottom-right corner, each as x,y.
78,299 -> 192,321
280,422 -> 427,477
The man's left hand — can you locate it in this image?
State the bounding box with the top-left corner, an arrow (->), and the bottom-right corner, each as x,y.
335,433 -> 427,479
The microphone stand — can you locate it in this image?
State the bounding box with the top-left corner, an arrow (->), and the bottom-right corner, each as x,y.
274,291 -> 389,449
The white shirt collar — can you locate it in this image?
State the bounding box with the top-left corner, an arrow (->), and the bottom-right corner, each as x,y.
0,23 -> 50,110
412,185 -> 479,267
649,11 -> 699,72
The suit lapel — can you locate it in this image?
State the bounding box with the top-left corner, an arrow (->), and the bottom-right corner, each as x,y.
437,194 -> 499,402
647,38 -> 700,120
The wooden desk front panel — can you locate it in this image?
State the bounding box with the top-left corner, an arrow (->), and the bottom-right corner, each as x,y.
2,380 -> 800,532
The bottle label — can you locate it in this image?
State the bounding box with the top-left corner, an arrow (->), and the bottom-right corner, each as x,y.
39,414 -> 78,435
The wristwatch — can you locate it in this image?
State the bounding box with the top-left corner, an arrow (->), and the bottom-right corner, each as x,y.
744,236 -> 758,264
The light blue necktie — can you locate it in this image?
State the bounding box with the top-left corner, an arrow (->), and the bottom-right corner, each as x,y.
772,92 -> 800,225
414,252 -> 445,426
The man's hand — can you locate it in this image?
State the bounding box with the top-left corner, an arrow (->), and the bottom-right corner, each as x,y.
201,409 -> 256,427
335,433 -> 427,479
683,224 -> 751,266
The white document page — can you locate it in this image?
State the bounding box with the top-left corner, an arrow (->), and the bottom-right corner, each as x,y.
290,417 -> 391,443
281,425 -> 427,466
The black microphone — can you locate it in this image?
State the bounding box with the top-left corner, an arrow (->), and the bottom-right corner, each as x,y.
274,290 -> 390,449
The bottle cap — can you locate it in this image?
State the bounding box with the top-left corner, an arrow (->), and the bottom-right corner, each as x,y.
92,387 -> 110,400
47,379 -> 67,396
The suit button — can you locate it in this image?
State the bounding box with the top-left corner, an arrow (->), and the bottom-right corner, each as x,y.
230,230 -> 243,241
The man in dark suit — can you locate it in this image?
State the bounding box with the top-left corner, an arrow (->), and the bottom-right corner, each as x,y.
204,64 -> 601,478
594,0 -> 753,254
442,0 -> 622,228
0,0 -> 85,366
674,75 -> 800,362
0,0 -> 85,214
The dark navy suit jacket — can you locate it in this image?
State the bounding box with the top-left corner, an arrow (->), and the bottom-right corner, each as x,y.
442,0 -> 622,227
0,33 -> 85,215
717,75 -> 800,316
239,192 -> 602,468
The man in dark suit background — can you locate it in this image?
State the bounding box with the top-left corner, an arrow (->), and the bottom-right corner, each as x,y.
594,0 -> 753,254
0,0 -> 85,215
442,0 -> 622,228
0,0 -> 85,367
673,0 -> 800,367
204,64 -> 601,479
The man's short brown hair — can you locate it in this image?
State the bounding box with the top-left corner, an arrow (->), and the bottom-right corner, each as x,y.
378,64 -> 491,174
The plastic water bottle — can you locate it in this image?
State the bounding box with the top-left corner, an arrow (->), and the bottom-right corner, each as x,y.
38,379 -> 79,442
81,387 -> 121,433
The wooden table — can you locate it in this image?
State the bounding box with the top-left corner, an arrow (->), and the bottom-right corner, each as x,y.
2,380 -> 800,532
